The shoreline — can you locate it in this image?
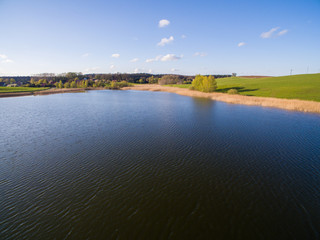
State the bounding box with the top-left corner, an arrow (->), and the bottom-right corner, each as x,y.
122,84 -> 320,114
0,88 -> 87,98
1,85 -> 320,114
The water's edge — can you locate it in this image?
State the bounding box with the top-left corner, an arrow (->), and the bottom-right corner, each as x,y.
123,85 -> 320,114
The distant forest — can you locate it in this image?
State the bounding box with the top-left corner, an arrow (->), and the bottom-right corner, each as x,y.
0,72 -> 231,87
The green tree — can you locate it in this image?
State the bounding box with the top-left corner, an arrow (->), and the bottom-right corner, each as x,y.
192,75 -> 204,91
158,75 -> 183,85
202,75 -> 217,92
10,78 -> 16,84
66,72 -> 78,80
83,80 -> 88,88
192,75 -> 217,92
139,78 -> 145,84
70,81 -> 77,88
64,82 -> 70,88
57,80 -> 63,88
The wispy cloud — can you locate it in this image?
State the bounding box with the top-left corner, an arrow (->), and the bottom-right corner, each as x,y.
157,36 -> 174,46
161,54 -> 181,62
181,35 -> 187,39
159,19 -> 170,28
2,59 -> 14,63
260,27 -> 279,38
146,55 -> 162,63
238,42 -> 246,47
130,58 -> 139,62
0,54 -> 13,63
278,29 -> 288,36
146,54 -> 182,63
82,53 -> 89,58
110,64 -> 115,70
171,68 -> 179,72
133,68 -> 141,73
84,67 -> 99,73
260,27 -> 289,39
194,52 -> 207,57
111,53 -> 120,58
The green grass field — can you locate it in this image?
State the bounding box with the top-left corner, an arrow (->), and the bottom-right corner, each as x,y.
167,73 -> 320,102
0,87 -> 49,93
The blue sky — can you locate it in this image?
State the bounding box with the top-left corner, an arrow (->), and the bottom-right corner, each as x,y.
0,0 -> 319,76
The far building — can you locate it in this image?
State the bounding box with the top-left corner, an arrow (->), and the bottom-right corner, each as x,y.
232,73 -> 237,77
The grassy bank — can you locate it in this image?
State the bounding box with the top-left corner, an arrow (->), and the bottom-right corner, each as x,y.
0,87 -> 49,93
167,73 -> 320,102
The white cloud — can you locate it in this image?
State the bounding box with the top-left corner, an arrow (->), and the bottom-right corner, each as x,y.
130,58 -> 139,62
148,69 -> 153,73
194,52 -> 207,57
278,29 -> 288,36
159,19 -> 170,28
2,59 -> 13,63
133,68 -> 141,73
111,53 -> 120,58
110,64 -> 115,70
0,54 -> 13,63
238,42 -> 246,47
146,54 -> 182,63
161,54 -> 181,62
181,35 -> 187,39
146,55 -> 162,63
84,67 -> 99,73
171,68 -> 179,72
260,27 -> 279,39
157,36 -> 174,46
82,53 -> 89,57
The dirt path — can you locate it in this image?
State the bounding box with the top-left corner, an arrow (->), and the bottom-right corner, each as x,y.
123,84 -> 320,114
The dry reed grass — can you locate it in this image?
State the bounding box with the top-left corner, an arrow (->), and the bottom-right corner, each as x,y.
123,84 -> 320,114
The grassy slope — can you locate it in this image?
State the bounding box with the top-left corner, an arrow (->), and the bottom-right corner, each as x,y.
167,73 -> 320,102
0,87 -> 49,93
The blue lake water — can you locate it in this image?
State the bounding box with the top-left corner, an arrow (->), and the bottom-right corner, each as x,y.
0,90 -> 320,239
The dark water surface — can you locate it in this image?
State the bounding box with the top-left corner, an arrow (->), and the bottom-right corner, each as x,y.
1,90 -> 320,239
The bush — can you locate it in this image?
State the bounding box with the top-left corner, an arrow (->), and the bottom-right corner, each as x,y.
191,75 -> 217,92
158,75 -> 183,85
227,89 -> 238,94
105,81 -> 132,90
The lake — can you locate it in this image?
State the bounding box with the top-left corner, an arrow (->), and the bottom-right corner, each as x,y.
0,90 -> 320,239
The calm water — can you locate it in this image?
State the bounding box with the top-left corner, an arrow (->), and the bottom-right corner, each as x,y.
0,90 -> 320,239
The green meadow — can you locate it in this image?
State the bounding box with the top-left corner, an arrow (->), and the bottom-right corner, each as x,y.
168,73 -> 320,102
0,87 -> 49,93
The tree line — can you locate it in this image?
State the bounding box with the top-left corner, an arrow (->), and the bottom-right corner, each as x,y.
0,72 -> 231,88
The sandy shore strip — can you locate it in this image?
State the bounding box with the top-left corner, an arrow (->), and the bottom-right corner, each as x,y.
0,88 -> 86,98
123,84 -> 320,114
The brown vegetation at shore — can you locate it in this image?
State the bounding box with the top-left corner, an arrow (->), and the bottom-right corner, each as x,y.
34,88 -> 86,95
0,88 -> 86,98
123,84 -> 320,114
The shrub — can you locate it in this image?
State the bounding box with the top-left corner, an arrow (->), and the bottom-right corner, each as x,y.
105,81 -> 132,90
192,75 -> 217,92
158,75 -> 183,85
227,89 -> 239,94
118,81 -> 130,88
